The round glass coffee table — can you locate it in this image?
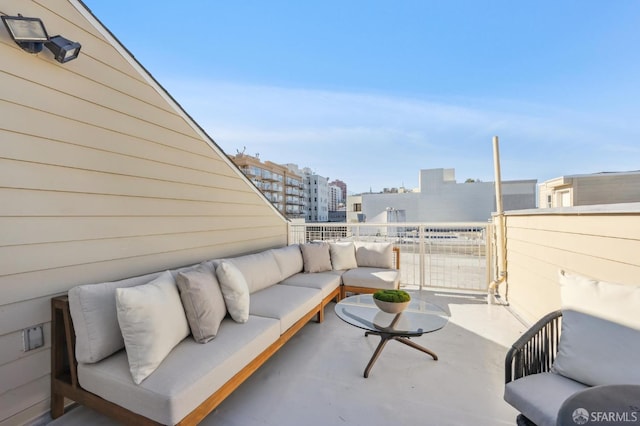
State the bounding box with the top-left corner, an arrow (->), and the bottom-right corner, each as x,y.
335,294 -> 449,378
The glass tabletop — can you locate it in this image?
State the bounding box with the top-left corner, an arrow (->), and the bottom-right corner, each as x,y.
335,294 -> 449,336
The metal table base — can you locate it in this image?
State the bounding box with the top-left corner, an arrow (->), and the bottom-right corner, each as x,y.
363,330 -> 438,378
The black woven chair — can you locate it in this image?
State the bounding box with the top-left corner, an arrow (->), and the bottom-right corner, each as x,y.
504,310 -> 563,426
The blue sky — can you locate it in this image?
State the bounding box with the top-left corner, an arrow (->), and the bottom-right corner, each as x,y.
85,1 -> 640,194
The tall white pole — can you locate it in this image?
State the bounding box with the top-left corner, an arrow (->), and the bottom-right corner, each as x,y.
489,136 -> 507,302
493,136 -> 504,217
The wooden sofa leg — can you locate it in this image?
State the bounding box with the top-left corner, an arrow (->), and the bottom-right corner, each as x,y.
317,306 -> 324,323
51,391 -> 65,419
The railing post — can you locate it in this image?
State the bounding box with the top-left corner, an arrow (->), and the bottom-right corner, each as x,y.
485,223 -> 493,290
419,225 -> 425,290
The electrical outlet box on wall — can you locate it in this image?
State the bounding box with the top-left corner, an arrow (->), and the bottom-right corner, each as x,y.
23,325 -> 44,351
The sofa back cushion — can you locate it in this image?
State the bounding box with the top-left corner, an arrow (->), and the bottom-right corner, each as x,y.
354,242 -> 393,269
271,245 -> 303,281
552,271 -> 640,386
330,242 -> 357,270
69,271 -> 164,364
229,250 -> 281,294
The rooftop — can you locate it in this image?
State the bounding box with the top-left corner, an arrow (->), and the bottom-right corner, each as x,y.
46,290 -> 525,426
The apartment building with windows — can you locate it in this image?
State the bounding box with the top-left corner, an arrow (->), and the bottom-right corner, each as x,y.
230,154 -> 305,218
538,171 -> 640,208
306,174 -> 329,222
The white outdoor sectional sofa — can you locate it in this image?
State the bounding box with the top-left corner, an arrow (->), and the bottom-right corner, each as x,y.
51,241 -> 400,425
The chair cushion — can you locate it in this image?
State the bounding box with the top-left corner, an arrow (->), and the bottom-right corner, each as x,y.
215,261 -> 250,323
354,242 -> 393,268
504,372 -> 588,426
229,250 -> 281,293
342,267 -> 400,290
330,242 -> 358,270
552,271 -> 640,386
249,285 -> 323,333
552,310 -> 640,386
271,245 -> 303,281
176,263 -> 227,343
77,316 -> 280,425
115,271 -> 190,384
300,242 -> 332,273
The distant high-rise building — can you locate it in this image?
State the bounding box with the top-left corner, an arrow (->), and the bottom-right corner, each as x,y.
328,185 -> 341,211
329,179 -> 347,202
306,174 -> 329,222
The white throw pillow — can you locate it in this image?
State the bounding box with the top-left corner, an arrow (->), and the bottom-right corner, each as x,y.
215,261 -> 250,323
558,270 -> 640,329
329,242 -> 357,270
300,242 -> 332,273
115,271 -> 190,384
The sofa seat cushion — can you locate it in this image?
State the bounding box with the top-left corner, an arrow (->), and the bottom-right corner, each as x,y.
342,267 -> 400,290
279,271 -> 342,298
249,285 -> 323,334
504,372 -> 588,426
77,316 -> 280,425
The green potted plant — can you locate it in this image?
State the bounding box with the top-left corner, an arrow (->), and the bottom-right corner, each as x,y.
373,289 -> 411,314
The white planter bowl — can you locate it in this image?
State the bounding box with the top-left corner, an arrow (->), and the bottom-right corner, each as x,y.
373,298 -> 410,314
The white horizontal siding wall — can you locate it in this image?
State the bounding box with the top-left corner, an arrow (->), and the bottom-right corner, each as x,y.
0,1 -> 286,424
502,205 -> 640,325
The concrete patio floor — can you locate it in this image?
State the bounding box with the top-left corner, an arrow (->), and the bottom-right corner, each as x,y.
46,290 -> 526,426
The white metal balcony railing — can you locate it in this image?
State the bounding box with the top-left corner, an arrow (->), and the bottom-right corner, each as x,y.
288,222 -> 493,291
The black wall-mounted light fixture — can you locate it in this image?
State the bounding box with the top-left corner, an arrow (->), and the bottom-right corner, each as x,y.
46,35 -> 82,63
2,14 -> 81,63
1,15 -> 48,53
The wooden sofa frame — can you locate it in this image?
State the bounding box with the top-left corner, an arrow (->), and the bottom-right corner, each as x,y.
340,246 -> 401,299
51,287 -> 341,425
